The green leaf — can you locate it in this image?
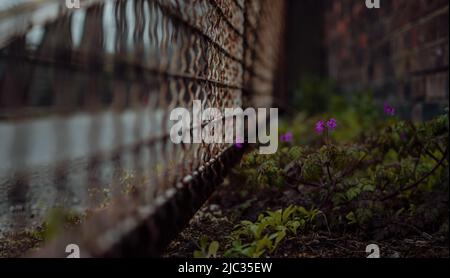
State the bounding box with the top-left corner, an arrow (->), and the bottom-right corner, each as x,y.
287,220 -> 301,234
282,205 -> 296,223
193,250 -> 203,258
207,241 -> 219,258
255,236 -> 272,255
272,230 -> 286,251
345,187 -> 361,201
346,211 -> 357,224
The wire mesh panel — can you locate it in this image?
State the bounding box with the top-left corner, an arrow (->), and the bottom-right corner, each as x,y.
0,0 -> 286,257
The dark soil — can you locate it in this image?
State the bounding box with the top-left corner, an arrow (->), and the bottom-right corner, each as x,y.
1,177 -> 447,258
0,230 -> 44,258
163,178 -> 449,258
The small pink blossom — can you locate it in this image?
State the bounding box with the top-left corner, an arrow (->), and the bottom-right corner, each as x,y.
315,120 -> 325,134
384,103 -> 395,116
326,118 -> 337,131
280,131 -> 293,142
235,137 -> 244,148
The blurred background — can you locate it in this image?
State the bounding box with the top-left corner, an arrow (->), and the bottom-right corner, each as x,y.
281,0 -> 448,121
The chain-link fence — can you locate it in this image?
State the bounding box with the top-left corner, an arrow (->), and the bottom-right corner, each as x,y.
0,0 -> 286,257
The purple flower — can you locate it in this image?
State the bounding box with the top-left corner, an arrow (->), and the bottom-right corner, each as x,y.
384,103 -> 395,116
326,118 -> 338,131
284,131 -> 293,142
235,137 -> 244,148
315,120 -> 325,134
280,131 -> 293,142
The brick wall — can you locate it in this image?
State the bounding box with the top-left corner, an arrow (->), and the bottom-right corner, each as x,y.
325,0 -> 449,120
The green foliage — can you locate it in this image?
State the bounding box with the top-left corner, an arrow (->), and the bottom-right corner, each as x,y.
224,205 -> 320,258
203,87 -> 448,257
235,146 -> 304,189
291,76 -> 382,143
237,107 -> 448,240
193,236 -> 220,258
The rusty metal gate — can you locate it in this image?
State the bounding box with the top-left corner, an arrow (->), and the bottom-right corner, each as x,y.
0,0 -> 286,257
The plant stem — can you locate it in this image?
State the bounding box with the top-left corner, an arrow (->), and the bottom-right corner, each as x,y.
380,146 -> 448,201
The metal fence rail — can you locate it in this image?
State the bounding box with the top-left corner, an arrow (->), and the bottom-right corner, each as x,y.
0,0 -> 286,257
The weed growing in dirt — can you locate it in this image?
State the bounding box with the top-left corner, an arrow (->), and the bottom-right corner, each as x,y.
198,105 -> 448,257
224,205 -> 320,258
